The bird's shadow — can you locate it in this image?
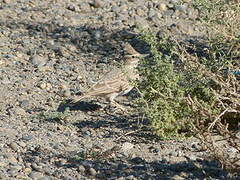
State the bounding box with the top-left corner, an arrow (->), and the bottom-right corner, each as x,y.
57,99 -> 102,112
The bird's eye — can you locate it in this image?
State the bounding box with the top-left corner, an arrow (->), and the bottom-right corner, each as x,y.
131,55 -> 135,58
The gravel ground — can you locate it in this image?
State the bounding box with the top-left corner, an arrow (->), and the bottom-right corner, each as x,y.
0,0 -> 238,179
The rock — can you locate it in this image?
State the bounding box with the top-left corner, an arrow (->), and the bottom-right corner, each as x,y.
111,6 -> 120,13
158,3 -> 168,11
236,131 -> 240,139
146,1 -> 154,8
172,175 -> 185,180
9,142 -> 19,151
79,2 -> 91,13
177,21 -> 194,34
14,107 -> 26,116
130,157 -> 144,164
175,4 -> 188,12
6,154 -> 18,164
182,0 -> 191,2
55,159 -> 67,166
88,167 -> 97,176
227,147 -> 238,153
20,100 -> 30,108
148,8 -> 156,19
177,150 -> 183,157
78,165 -> 86,173
150,14 -> 162,24
63,89 -> 71,97
67,4 -> 79,11
167,3 -> 174,9
90,0 -> 103,8
126,175 -> 137,180
8,169 -> 19,177
170,0 -> 179,3
187,8 -> 199,20
60,83 -> 68,90
163,9 -> 174,17
31,162 -> 43,172
0,161 -> 8,167
29,171 -> 44,179
39,82 -> 52,91
38,176 -> 53,180
3,0 -> 12,3
10,164 -> 22,171
18,141 -> 26,148
187,154 -> 197,161
0,59 -> 6,66
63,175 -> 75,180
22,135 -> 33,141
93,30 -> 101,40
121,142 -> 134,152
42,167 -> 54,176
81,160 -> 93,168
23,167 -> 32,174
135,7 -> 145,16
30,55 -> 47,68
134,17 -> 149,29
191,142 -> 201,150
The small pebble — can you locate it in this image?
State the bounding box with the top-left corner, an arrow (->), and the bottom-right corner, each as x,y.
78,165 -> 86,173
158,3 -> 167,11
20,100 -> 30,108
30,55 -> 47,68
79,2 -> 91,12
31,162 -> 43,172
10,164 -> 22,171
121,142 -> 134,152
23,167 -> 32,174
14,107 -> 26,116
18,141 -> 26,148
63,89 -> 71,97
236,131 -> 240,139
63,175 -> 75,180
90,0 -> 102,8
22,135 -> 33,141
29,171 -> 44,179
9,142 -> 19,151
67,4 -> 78,11
3,0 -> 11,3
88,167 -> 97,176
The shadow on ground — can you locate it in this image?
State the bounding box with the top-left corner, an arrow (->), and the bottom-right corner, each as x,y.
0,20 -> 150,60
21,144 -> 230,179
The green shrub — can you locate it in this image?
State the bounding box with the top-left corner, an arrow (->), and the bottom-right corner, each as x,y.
137,0 -> 240,173
137,32 -> 192,139
137,28 -> 239,139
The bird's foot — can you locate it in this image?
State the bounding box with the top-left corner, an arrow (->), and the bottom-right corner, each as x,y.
110,102 -> 127,113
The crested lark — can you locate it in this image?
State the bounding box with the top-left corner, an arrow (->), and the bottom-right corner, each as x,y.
72,43 -> 146,109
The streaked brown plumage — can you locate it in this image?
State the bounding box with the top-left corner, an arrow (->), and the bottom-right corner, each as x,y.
72,43 -> 146,109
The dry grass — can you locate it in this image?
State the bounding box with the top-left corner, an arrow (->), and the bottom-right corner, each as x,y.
137,0 -> 240,175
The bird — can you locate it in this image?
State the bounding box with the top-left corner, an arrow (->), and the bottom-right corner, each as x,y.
72,42 -> 147,110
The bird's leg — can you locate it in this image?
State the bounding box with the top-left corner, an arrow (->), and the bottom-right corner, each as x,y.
108,94 -> 126,112
71,95 -> 87,103
111,101 -> 126,112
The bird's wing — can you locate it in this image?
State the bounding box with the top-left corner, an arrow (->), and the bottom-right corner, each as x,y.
85,68 -> 129,96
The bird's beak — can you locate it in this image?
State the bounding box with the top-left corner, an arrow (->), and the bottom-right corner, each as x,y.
140,54 -> 149,58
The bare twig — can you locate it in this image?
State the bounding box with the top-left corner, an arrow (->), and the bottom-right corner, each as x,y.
208,108 -> 229,131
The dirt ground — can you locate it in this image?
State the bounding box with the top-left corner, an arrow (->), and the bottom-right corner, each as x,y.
0,0 -> 238,179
